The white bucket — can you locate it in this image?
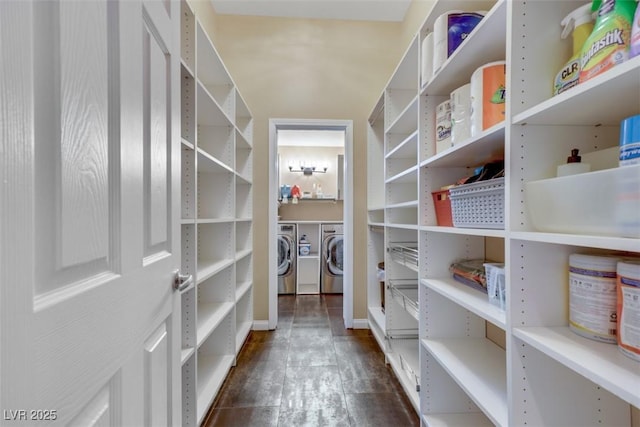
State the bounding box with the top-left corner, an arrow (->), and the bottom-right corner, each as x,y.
450,83 -> 471,145
433,10 -> 486,75
470,61 -> 506,136
435,99 -> 452,154
617,260 -> 640,361
569,254 -> 620,344
421,32 -> 434,87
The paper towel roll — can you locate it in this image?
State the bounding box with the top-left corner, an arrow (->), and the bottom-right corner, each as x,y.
421,33 -> 434,88
433,10 -> 486,75
435,99 -> 452,154
432,11 -> 460,75
450,83 -> 471,145
470,61 -> 506,137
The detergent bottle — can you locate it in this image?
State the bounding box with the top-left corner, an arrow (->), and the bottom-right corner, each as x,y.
629,0 -> 640,58
553,3 -> 595,95
579,0 -> 636,83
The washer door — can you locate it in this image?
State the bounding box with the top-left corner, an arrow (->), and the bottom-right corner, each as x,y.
326,235 -> 344,276
277,235 -> 293,276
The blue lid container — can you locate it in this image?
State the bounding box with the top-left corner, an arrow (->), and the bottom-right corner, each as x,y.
620,114 -> 640,166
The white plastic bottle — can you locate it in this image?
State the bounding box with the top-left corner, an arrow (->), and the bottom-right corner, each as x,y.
557,148 -> 591,176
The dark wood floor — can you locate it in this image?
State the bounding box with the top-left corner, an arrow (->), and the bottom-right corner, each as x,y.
202,294 -> 419,426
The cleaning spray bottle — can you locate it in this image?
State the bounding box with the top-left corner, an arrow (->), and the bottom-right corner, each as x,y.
629,0 -> 640,58
579,0 -> 636,83
553,3 -> 595,95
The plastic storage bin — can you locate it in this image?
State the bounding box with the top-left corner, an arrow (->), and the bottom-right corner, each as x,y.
432,189 -> 453,226
449,177 -> 505,229
484,262 -> 506,310
525,164 -> 640,238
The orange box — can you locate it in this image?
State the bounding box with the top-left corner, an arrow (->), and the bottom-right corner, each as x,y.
432,189 -> 453,226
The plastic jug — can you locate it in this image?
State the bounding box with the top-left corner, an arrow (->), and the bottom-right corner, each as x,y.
553,3 -> 595,95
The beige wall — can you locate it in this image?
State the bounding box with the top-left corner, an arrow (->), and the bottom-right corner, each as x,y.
188,0 -> 431,322
279,146 -> 344,198
279,201 -> 344,222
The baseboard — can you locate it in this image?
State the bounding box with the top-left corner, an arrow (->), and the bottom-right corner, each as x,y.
352,318 -> 370,330
252,320 -> 270,331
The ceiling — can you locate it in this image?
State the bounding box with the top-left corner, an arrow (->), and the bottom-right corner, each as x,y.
210,0 -> 412,22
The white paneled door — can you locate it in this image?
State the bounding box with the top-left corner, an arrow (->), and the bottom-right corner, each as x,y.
1,0 -> 181,425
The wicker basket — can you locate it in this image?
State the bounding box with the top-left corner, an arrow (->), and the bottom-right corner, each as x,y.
449,177 -> 505,229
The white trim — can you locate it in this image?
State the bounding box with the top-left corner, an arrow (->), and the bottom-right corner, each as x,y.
268,120 -> 278,330
268,118 -> 354,330
352,319 -> 370,330
252,320 -> 270,331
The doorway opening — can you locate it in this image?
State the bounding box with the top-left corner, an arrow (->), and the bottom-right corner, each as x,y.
268,119 -> 354,330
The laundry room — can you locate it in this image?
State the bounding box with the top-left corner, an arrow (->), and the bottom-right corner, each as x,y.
276,128 -> 345,296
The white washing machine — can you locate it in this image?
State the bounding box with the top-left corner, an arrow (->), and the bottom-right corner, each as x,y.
321,223 -> 343,294
277,223 -> 296,294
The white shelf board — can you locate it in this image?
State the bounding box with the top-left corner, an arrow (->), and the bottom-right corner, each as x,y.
387,339 -> 420,414
422,0 -> 506,96
386,130 -> 418,159
422,337 -> 507,427
369,313 -> 387,354
386,223 -> 419,231
181,347 -> 195,366
386,96 -> 419,135
391,259 -> 419,273
235,172 -> 252,185
235,248 -> 252,262
368,222 -> 385,230
196,81 -> 232,127
386,200 -> 419,209
368,306 -> 386,333
180,58 -> 195,80
196,354 -> 235,424
197,217 -> 235,224
181,218 -> 195,225
235,321 -> 252,354
236,217 -> 253,223
513,56 -> 640,126
196,258 -> 235,284
421,278 -> 506,329
420,225 -> 506,238
368,91 -> 385,124
386,165 -> 418,184
419,123 -> 505,168
510,231 -> 640,253
236,129 -> 252,149
423,412 -> 494,427
181,138 -> 194,150
236,280 -> 252,301
197,148 -> 234,174
513,326 -> 640,408
298,254 -> 320,259
196,301 -> 235,347
196,23 -> 232,85
368,205 -> 386,212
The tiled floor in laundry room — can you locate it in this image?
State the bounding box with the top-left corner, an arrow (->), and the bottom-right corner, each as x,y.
203,294 -> 419,427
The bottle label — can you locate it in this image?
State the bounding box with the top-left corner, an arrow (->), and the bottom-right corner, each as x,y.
554,58 -> 581,95
620,141 -> 640,165
481,64 -> 506,130
579,17 -> 631,83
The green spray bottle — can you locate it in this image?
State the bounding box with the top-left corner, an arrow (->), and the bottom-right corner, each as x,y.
553,3 -> 595,95
579,0 -> 636,83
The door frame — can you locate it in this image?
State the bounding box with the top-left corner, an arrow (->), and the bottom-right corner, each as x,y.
268,118 -> 353,329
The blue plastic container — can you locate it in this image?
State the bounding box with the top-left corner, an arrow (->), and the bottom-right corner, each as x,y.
620,114 -> 640,166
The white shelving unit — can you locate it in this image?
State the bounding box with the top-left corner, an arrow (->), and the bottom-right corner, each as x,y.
180,1 -> 253,425
297,223 -> 321,294
367,0 -> 640,425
